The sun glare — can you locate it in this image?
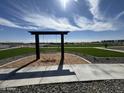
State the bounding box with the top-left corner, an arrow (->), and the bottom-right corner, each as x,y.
60,0 -> 70,10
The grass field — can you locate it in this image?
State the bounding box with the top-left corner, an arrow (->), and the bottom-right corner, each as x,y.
48,43 -> 107,47
0,47 -> 124,60
0,48 -> 35,60
64,43 -> 106,47
65,48 -> 124,57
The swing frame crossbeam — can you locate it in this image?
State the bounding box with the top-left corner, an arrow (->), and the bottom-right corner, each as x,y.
29,31 -> 69,60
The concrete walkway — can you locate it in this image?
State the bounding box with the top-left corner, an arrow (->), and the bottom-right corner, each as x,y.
95,47 -> 124,53
0,64 -> 124,88
0,46 -> 22,51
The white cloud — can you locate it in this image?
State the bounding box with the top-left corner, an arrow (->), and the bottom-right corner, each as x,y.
74,16 -> 115,31
75,0 -> 119,31
85,0 -> 103,20
0,0 -> 120,32
23,14 -> 79,31
21,12 -> 116,32
0,13 -> 116,32
0,17 -> 20,28
115,11 -> 124,20
0,17 -> 40,30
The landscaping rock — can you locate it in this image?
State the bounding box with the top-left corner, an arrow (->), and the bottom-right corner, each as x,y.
0,79 -> 124,93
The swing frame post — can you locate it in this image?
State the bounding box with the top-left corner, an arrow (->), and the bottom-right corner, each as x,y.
29,31 -> 69,60
35,34 -> 40,59
61,34 -> 64,60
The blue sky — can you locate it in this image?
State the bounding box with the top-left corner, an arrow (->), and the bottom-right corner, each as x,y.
0,0 -> 124,42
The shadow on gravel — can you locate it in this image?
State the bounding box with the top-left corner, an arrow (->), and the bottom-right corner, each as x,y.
0,58 -> 75,80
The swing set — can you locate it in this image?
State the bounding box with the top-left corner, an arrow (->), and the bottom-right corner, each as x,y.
29,31 -> 69,61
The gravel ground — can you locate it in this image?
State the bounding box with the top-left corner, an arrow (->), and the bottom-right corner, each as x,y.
70,52 -> 124,64
83,56 -> 124,64
0,79 -> 123,93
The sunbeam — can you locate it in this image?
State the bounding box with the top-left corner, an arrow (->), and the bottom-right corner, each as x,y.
60,0 -> 70,9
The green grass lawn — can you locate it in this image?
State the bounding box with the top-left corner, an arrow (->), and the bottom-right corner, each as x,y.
65,48 -> 124,57
64,43 -> 105,47
49,43 -> 106,47
0,47 -> 124,60
0,48 -> 35,60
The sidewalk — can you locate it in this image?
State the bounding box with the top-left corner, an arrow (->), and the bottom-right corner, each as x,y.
95,47 -> 124,53
0,64 -> 124,88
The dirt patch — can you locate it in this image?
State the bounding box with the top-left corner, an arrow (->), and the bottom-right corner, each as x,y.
0,53 -> 89,69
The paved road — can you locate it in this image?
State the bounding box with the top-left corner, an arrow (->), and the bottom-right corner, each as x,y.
95,47 -> 124,53
0,64 -> 124,88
